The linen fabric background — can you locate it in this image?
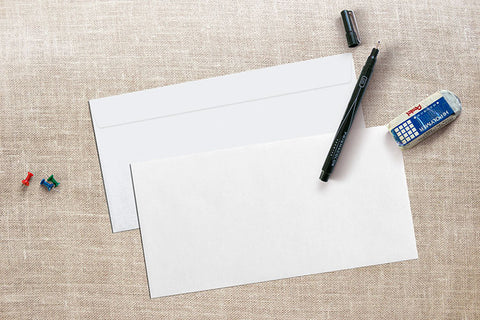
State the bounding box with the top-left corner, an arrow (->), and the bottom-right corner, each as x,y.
1,0 -> 478,319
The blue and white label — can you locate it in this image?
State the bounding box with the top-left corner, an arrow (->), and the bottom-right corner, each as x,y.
391,97 -> 454,147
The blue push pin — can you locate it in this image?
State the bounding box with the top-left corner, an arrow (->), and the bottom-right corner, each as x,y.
40,179 -> 54,191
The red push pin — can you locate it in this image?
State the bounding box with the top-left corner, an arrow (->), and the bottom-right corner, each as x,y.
22,172 -> 34,186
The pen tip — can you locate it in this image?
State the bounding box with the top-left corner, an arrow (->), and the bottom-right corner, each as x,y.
376,41 -> 381,49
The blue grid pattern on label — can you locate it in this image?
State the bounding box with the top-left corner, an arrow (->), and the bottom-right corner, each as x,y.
393,119 -> 419,146
391,97 -> 454,147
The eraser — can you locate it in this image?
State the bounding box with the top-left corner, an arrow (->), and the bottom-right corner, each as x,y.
387,90 -> 461,149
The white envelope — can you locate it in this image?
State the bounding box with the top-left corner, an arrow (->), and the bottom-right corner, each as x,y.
89,53 -> 359,232
130,126 -> 417,298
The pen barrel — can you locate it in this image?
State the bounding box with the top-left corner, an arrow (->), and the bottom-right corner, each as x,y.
320,93 -> 362,180
361,48 -> 378,78
319,50 -> 378,182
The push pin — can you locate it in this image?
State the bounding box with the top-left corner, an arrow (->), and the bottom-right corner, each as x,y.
47,175 -> 60,188
40,179 -> 54,191
22,172 -> 34,186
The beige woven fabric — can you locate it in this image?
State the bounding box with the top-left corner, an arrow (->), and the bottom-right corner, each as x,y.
1,0 -> 479,319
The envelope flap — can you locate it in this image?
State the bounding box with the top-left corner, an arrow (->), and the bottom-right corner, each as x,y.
89,54 -> 353,129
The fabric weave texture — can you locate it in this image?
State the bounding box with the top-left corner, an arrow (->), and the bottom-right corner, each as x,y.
1,1 -> 479,319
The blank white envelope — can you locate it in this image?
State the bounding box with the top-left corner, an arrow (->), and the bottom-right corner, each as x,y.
89,53 -> 359,232
130,126 -> 417,298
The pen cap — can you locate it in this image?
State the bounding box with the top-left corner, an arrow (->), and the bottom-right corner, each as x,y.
341,10 -> 361,47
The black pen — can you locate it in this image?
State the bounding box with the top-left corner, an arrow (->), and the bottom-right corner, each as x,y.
319,41 -> 380,182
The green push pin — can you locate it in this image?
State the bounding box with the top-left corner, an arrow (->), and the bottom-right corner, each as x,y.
47,175 -> 60,188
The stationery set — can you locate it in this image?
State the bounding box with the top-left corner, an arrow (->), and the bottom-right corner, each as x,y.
88,11 -> 429,298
